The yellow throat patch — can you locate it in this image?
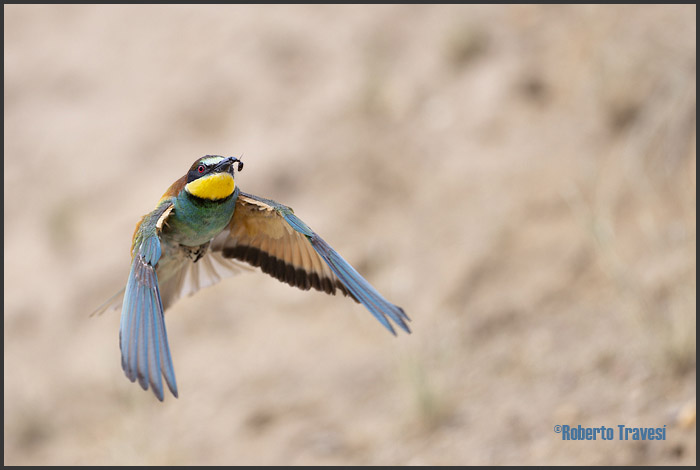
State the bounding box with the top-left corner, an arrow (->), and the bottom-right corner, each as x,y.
185,173 -> 235,200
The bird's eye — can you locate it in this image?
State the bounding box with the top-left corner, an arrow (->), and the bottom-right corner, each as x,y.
197,165 -> 205,174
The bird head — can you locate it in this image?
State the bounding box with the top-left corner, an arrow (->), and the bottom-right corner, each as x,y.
184,155 -> 243,200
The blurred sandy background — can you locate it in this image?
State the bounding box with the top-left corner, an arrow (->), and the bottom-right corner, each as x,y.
3,5 -> 696,465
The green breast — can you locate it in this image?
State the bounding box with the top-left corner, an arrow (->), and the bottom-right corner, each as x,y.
164,188 -> 239,247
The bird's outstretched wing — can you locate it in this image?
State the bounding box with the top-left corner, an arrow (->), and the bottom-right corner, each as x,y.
210,192 -> 411,335
120,200 -> 178,401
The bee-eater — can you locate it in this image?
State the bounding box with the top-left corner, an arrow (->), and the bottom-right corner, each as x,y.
94,155 -> 410,401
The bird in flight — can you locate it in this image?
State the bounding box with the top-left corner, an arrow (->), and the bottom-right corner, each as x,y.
94,155 -> 410,401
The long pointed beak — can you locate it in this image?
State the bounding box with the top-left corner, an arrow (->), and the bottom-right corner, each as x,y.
215,156 -> 243,174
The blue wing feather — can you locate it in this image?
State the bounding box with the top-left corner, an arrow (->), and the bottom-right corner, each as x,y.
136,284 -> 149,390
119,212 -> 178,400
157,298 -> 178,398
281,211 -> 411,335
146,284 -> 163,400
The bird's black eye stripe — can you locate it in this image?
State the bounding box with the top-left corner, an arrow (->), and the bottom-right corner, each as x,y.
187,162 -> 211,183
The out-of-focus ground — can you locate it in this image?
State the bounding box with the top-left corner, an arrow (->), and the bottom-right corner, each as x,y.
3,5 -> 696,465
